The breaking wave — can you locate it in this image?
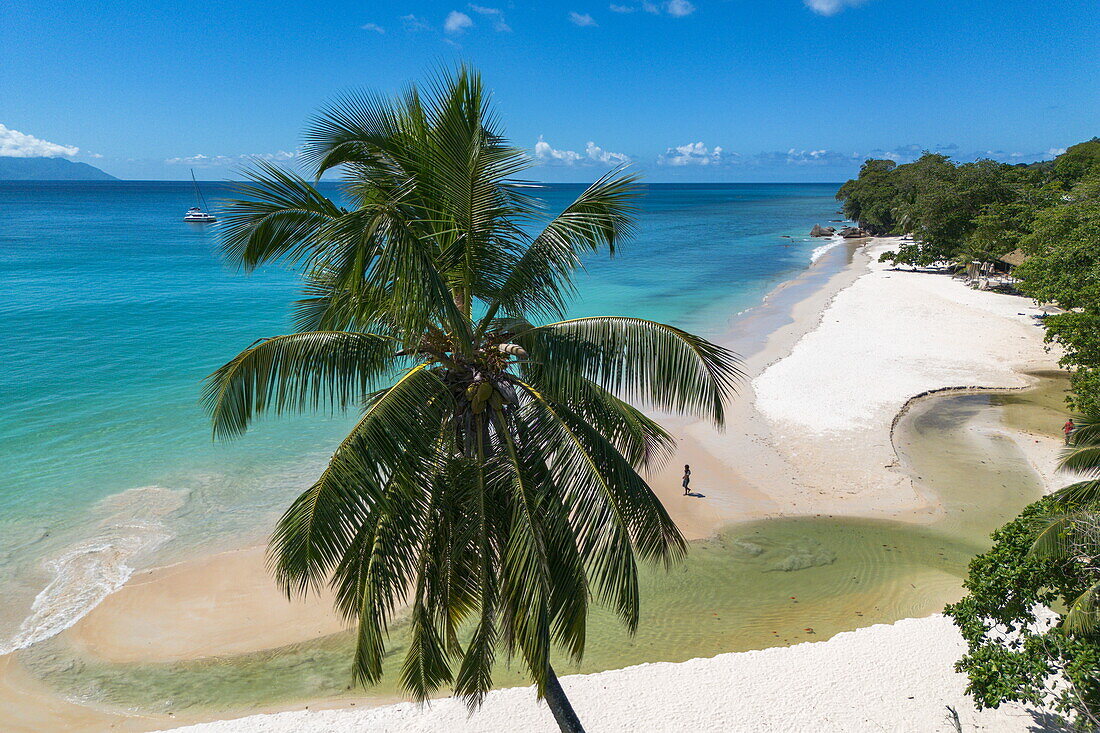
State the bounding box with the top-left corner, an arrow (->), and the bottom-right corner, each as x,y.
0,486 -> 188,655
810,234 -> 845,263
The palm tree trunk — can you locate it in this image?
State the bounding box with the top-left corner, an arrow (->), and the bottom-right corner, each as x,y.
544,665 -> 585,733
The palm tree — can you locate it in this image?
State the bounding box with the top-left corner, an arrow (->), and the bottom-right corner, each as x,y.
1054,414 -> 1100,505
203,67 -> 742,732
1029,414 -> 1100,634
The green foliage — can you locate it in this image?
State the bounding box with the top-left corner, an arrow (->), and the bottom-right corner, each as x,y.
1068,371 -> 1100,417
1054,138 -> 1100,187
838,153 -> 1034,266
205,66 -> 744,714
953,420 -> 1100,727
836,158 -> 898,235
1016,198 -> 1100,413
1017,200 -> 1100,308
945,497 -> 1100,728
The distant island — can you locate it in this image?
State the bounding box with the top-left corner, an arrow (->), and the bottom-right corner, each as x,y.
0,157 -> 117,181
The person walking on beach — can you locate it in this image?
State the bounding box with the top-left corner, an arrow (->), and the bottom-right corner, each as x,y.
682,464 -> 691,495
1064,418 -> 1075,445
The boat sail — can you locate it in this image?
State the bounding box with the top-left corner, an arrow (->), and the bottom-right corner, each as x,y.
183,170 -> 217,223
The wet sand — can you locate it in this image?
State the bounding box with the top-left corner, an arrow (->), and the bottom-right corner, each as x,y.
64,547 -> 348,664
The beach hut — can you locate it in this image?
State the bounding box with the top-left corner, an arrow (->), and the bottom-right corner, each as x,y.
996,248 -> 1028,273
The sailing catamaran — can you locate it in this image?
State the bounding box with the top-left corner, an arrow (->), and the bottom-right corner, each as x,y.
183,170 -> 217,223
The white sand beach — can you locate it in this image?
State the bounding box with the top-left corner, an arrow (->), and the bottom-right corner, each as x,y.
749,237 -> 1058,522
163,615 -> 1039,733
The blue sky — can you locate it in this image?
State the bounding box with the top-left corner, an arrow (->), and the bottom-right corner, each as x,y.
1,0 -> 1096,181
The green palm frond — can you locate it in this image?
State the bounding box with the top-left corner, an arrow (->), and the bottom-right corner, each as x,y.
565,378 -> 676,470
518,316 -> 744,426
220,160 -> 348,271
292,270 -> 397,333
1050,479 -> 1100,505
481,169 -> 640,324
269,364 -> 449,595
269,365 -> 453,682
202,331 -> 401,439
516,378 -> 685,626
1061,413 -> 1100,475
450,454 -> 502,706
1028,509 -> 1100,634
1065,580 -> 1100,634
300,85 -> 409,178
1028,510 -> 1097,560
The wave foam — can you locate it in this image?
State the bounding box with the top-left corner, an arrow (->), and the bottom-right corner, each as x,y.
810,234 -> 844,263
0,486 -> 188,655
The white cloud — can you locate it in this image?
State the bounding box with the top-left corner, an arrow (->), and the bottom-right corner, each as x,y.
0,124 -> 79,158
665,0 -> 695,17
658,141 -> 728,166
1048,147 -> 1068,157
444,10 -> 474,33
658,143 -> 864,168
535,138 -> 583,164
656,142 -> 1064,170
661,145 -> 864,168
534,137 -> 630,166
469,4 -> 511,31
400,14 -> 431,31
360,22 -> 385,33
165,151 -> 297,167
585,141 -> 631,165
569,11 -> 598,26
759,148 -> 863,166
609,1 -> 689,16
804,0 -> 870,16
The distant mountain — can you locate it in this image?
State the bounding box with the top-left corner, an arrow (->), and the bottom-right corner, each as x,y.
0,157 -> 117,181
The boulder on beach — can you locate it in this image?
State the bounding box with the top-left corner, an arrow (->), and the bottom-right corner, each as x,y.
838,226 -> 869,238
810,224 -> 836,237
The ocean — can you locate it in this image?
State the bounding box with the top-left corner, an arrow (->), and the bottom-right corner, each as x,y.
0,180 -> 847,654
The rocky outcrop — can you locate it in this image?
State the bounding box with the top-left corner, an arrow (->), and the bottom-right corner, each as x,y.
838,226 -> 870,238
810,224 -> 836,237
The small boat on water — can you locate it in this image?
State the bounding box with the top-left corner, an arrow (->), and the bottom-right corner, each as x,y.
184,206 -> 217,223
184,170 -> 217,223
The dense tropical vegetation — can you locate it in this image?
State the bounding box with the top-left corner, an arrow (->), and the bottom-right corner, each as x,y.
946,417 -> 1100,729
836,138 -> 1100,413
203,67 -> 741,732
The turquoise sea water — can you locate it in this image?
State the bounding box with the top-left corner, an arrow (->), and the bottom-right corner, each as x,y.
0,180 -> 846,653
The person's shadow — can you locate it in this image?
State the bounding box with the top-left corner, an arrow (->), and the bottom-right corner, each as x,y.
684,491 -> 705,498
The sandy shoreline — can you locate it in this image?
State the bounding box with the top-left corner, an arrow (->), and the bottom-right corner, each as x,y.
164,615 -> 1041,733
0,237 -> 1066,731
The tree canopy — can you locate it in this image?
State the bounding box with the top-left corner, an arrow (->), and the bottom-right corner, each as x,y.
947,414 -> 1100,729
945,497 -> 1100,729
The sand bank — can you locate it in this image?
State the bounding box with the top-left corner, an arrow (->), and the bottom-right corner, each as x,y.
162,615 -> 1038,733
749,237 -> 1058,521
63,546 -> 347,664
